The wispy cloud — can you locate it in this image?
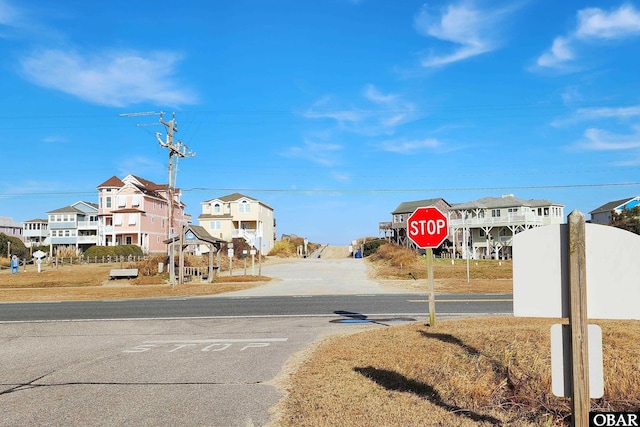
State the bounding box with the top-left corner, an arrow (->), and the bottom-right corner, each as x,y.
20,49 -> 198,107
377,137 -> 440,154
118,156 -> 165,177
301,96 -> 366,124
302,85 -> 417,135
552,104 -> 640,126
0,0 -> 18,27
536,3 -> 640,70
280,138 -> 343,167
575,126 -> 640,151
414,2 -> 515,68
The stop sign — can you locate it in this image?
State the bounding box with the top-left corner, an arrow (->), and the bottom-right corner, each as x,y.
407,206 -> 449,248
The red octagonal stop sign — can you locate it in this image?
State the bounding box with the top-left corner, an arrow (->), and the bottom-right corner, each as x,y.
407,206 -> 449,249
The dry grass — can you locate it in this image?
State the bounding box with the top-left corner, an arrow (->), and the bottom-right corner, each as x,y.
0,262 -> 266,302
368,243 -> 513,293
274,317 -> 640,426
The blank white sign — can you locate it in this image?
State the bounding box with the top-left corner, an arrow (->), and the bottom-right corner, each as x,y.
513,223 -> 640,320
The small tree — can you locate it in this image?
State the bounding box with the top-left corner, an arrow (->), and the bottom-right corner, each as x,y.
610,206 -> 640,235
0,233 -> 29,259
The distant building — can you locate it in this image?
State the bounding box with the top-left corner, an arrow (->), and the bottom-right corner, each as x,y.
23,219 -> 48,248
46,202 -> 99,254
449,194 -> 565,259
589,196 -> 640,225
198,193 -> 276,253
97,174 -> 191,254
0,216 -> 23,240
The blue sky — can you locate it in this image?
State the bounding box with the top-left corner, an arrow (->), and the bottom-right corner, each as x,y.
1,0 -> 640,245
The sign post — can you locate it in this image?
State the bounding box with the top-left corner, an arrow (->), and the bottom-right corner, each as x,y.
406,206 -> 449,327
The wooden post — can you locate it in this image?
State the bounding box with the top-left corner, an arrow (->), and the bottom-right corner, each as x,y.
179,226 -> 185,285
427,248 -> 436,327
568,210 -> 590,427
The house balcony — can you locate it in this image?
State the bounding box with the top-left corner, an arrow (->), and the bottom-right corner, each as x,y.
77,220 -> 99,229
77,235 -> 98,244
449,213 -> 543,228
232,228 -> 262,246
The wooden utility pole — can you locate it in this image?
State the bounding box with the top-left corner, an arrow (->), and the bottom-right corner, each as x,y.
119,111 -> 195,240
156,112 -> 195,239
568,210 -> 590,427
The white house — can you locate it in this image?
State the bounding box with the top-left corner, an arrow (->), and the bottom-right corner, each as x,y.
449,194 -> 565,259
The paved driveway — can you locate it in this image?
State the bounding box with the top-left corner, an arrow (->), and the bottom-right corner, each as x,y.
224,257 -> 415,296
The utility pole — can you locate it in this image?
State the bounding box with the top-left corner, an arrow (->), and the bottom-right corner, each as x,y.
155,112 -> 195,239
120,111 -> 195,240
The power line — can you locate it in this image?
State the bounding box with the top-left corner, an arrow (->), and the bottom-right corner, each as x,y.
4,181 -> 639,199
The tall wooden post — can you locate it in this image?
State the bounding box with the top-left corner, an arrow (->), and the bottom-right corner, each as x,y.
568,210 -> 590,427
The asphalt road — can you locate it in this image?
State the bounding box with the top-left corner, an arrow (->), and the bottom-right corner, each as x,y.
0,293 -> 512,322
0,256 -> 513,426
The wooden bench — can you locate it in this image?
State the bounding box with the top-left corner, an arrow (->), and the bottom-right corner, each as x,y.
109,268 -> 139,280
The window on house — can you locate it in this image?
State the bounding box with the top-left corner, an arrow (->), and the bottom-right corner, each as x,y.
117,196 -> 126,207
210,221 -> 221,230
128,215 -> 136,225
132,195 -> 140,206
114,214 -> 123,226
214,203 -> 220,213
491,209 -> 501,217
126,236 -> 132,245
479,229 -> 486,237
106,197 -> 112,208
508,208 -> 518,213
239,201 -> 250,213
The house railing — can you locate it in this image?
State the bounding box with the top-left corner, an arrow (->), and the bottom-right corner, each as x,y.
77,220 -> 99,229
449,213 -> 543,228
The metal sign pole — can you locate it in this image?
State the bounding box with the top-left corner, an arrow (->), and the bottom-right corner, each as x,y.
427,247 -> 435,327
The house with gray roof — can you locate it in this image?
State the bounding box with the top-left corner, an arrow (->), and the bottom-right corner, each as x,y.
589,197 -> 640,225
46,201 -> 99,254
449,194 -> 564,259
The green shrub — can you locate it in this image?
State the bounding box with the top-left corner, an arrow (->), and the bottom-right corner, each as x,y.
362,239 -> 388,257
0,233 -> 29,259
84,244 -> 143,258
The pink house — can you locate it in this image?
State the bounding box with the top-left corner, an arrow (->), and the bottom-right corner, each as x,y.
97,174 -> 191,254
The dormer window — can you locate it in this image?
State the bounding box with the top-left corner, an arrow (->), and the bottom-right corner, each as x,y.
214,203 -> 221,213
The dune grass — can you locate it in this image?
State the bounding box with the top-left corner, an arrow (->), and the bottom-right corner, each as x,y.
274,317 -> 640,426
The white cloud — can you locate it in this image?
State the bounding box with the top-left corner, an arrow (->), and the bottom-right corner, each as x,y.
576,127 -> 640,151
0,0 -> 18,26
414,2 -> 513,68
536,36 -> 574,68
281,138 -> 343,167
363,84 -> 397,104
576,3 -> 640,40
577,105 -> 640,119
20,49 -> 198,107
302,85 -> 417,135
536,3 -> 640,70
302,97 -> 365,123
552,104 -> 640,126
118,156 -> 164,177
377,137 -> 440,154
